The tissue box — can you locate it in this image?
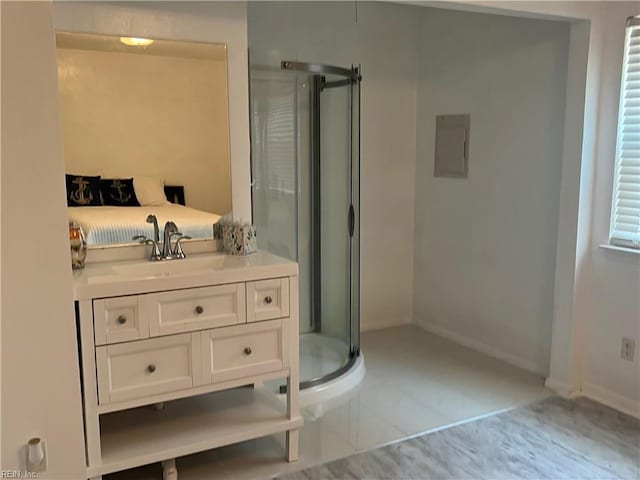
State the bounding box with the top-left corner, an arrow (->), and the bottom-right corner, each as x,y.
222,224 -> 257,255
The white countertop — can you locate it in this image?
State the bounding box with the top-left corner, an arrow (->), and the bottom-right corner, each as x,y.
72,250 -> 298,300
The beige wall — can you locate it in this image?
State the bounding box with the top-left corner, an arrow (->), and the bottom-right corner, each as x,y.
57,46 -> 232,214
1,1 -> 86,476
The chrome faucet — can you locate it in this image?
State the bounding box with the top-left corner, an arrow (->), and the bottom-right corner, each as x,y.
134,218 -> 191,261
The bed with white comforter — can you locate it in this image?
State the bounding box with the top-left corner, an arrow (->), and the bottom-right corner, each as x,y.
68,203 -> 221,246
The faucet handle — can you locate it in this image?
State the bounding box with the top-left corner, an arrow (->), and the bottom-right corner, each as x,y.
133,235 -> 162,261
173,235 -> 192,259
168,231 -> 184,256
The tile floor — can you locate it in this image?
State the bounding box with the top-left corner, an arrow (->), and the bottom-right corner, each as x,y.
107,325 -> 551,480
282,396 -> 640,480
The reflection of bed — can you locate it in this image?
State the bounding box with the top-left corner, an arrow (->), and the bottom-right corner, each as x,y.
68,204 -> 221,246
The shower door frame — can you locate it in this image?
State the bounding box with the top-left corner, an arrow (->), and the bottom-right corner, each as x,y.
281,60 -> 362,389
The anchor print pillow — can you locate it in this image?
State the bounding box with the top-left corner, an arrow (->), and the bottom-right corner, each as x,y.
99,178 -> 140,207
65,174 -> 102,207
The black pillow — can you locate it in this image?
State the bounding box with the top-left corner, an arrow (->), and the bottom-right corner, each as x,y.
66,174 -> 102,207
100,178 -> 140,206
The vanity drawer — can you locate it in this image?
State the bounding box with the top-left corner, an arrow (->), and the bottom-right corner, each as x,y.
246,278 -> 289,323
148,284 -> 246,337
201,320 -> 285,383
94,296 -> 149,346
96,333 -> 201,404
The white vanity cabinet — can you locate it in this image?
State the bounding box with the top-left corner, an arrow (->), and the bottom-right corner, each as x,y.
73,252 -> 301,480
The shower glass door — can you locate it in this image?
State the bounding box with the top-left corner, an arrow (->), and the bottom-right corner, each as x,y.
250,54 -> 360,389
316,72 -> 352,351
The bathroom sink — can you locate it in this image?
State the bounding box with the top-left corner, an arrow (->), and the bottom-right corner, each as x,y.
113,255 -> 226,278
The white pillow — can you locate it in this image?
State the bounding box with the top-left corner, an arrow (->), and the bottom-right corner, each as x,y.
133,176 -> 168,206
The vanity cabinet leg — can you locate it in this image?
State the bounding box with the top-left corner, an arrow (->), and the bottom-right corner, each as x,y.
162,458 -> 178,480
286,429 -> 299,462
285,277 -> 300,463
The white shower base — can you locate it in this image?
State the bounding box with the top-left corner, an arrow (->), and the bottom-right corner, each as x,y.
299,333 -> 351,381
274,332 -> 366,419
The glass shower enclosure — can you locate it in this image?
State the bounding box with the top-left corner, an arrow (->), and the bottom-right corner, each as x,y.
250,54 -> 361,390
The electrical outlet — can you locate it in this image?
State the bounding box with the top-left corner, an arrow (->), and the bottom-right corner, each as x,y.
621,337 -> 636,362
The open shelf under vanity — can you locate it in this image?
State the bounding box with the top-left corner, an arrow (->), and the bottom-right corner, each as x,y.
92,388 -> 302,477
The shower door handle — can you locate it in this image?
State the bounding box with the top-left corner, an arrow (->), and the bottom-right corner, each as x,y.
348,204 -> 355,237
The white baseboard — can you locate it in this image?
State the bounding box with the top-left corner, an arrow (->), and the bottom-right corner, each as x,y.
544,377 -> 580,398
581,382 -> 640,419
361,317 -> 412,332
415,320 -> 546,376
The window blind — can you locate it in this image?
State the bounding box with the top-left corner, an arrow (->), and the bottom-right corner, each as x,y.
610,16 -> 640,248
250,79 -> 297,195
265,90 -> 296,194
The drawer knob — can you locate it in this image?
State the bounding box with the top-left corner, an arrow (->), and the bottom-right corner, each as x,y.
264,296 -> 273,305
243,347 -> 252,356
116,315 -> 127,325
195,305 -> 204,315
146,364 -> 156,374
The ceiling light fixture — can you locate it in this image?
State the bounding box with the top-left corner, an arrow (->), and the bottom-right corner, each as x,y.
119,37 -> 154,47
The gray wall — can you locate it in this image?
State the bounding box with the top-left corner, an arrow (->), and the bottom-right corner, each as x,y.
413,7 -> 570,375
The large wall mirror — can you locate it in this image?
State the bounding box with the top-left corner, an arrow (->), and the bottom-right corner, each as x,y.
55,31 -> 232,248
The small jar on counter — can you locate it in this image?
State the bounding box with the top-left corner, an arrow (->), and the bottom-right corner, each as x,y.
69,222 -> 87,269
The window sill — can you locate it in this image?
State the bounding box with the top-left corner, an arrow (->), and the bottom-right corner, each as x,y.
599,244 -> 640,255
